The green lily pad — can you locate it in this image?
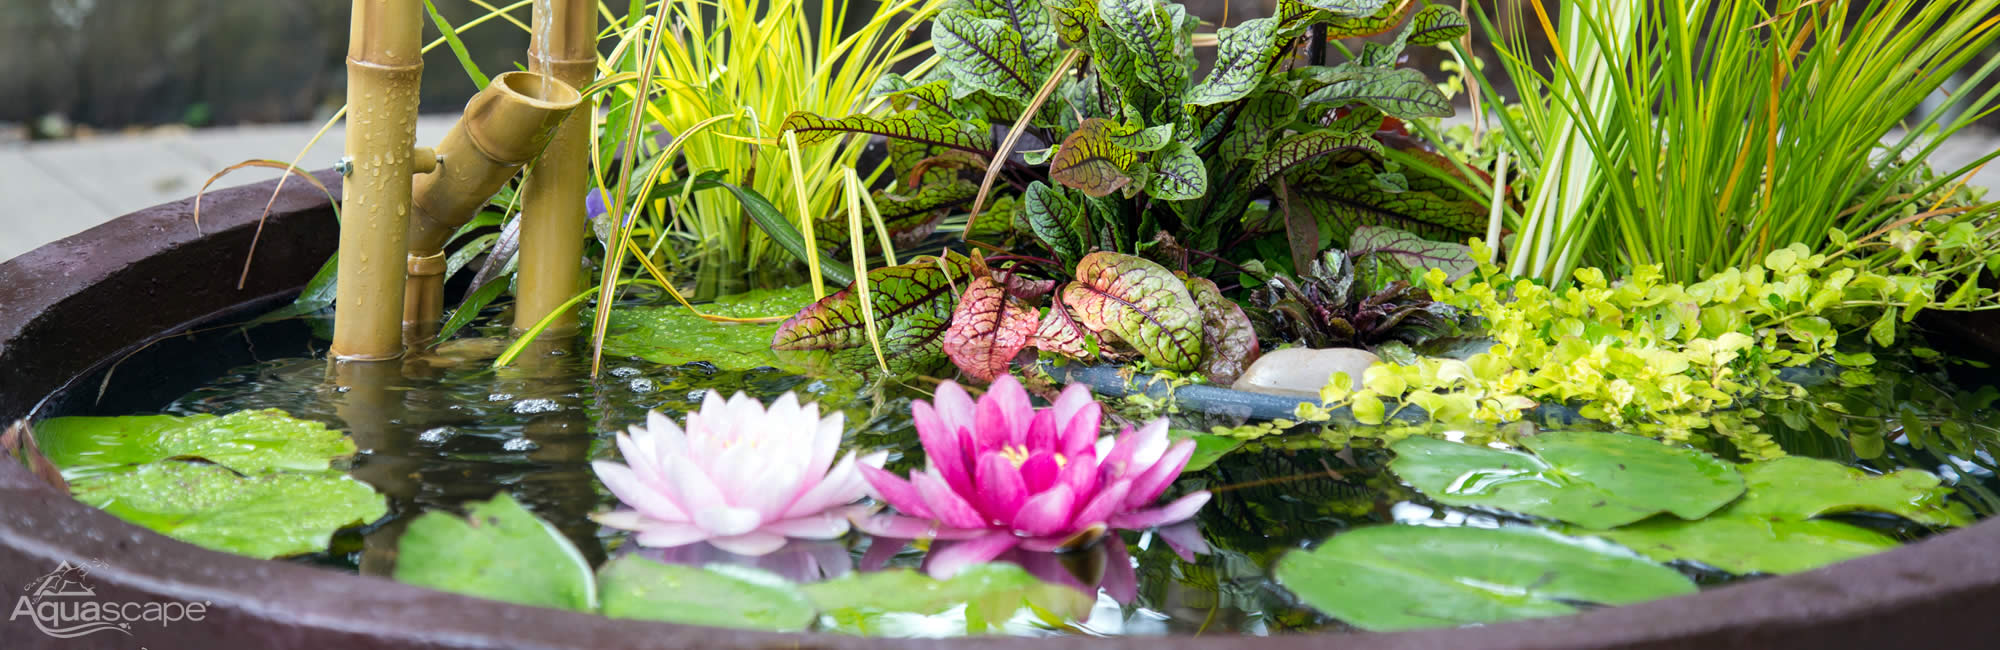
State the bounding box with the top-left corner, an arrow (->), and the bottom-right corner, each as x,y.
1172,429 -> 1245,472
800,564 -> 1095,635
1274,525 -> 1697,631
1590,456 -> 1968,574
601,285 -> 818,370
37,410 -> 357,478
69,461 -> 386,559
598,557 -> 817,631
394,493 -> 597,611
1389,432 -> 1744,529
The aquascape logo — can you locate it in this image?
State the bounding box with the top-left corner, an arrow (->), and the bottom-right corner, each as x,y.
9,560 -> 209,639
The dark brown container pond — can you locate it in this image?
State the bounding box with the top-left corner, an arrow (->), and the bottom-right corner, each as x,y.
6,175 -> 2000,648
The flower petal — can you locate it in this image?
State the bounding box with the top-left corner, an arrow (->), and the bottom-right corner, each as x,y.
760,512 -> 851,539
975,450 -> 1029,521
1108,491 -> 1210,530
592,461 -> 688,522
1056,446 -> 1099,501
693,505 -> 764,537
784,450 -> 881,519
1011,483 -> 1076,536
1024,409 -> 1058,453
1060,402 -> 1103,457
588,509 -> 649,531
852,513 -> 988,540
932,380 -> 978,439
632,520 -> 711,548
925,532 -> 1022,579
915,400 -> 974,495
792,408 -> 846,496
859,463 -> 936,519
914,468 -> 989,529
1019,452 -> 1060,493
1069,478 -> 1131,529
708,531 -> 788,556
975,374 -> 1033,448
1125,438 -> 1196,509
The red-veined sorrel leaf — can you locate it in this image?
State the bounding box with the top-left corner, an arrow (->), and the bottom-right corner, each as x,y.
1023,181 -> 1094,269
933,9 -> 1039,103
1406,4 -> 1471,46
1060,252 -> 1204,371
942,276 -> 1040,381
773,253 -> 974,362
1251,129 -> 1383,190
1300,67 -> 1453,120
1186,17 -> 1280,107
1148,141 -> 1207,201
1032,301 -> 1095,359
816,169 -> 977,249
780,112 -> 993,156
1098,0 -> 1194,95
995,269 -> 1058,300
1045,0 -> 1098,45
1050,119 -> 1144,197
1348,225 -> 1477,281
962,0 -> 1062,81
1291,161 -> 1485,244
1185,276 -> 1261,385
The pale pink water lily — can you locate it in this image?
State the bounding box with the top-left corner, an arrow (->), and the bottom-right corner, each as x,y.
856,374 -> 1211,578
590,391 -> 887,556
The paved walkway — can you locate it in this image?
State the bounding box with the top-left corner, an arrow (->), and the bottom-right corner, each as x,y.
0,118 -> 1994,263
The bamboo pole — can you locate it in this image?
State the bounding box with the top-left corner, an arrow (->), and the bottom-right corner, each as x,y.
333,0 -> 425,361
402,71 -> 581,340
515,0 -> 598,335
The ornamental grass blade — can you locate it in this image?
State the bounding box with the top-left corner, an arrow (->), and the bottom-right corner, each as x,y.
943,276 -> 1041,381
1060,252 -> 1204,370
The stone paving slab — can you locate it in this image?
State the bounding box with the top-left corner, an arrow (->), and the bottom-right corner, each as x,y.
0,116 -> 456,262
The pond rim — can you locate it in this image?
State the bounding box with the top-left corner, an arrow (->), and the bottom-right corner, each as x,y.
3,173 -> 2000,648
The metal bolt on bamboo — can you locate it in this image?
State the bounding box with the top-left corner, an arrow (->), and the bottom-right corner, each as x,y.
401,71 -> 583,339
332,0 -> 425,361
515,0 -> 598,335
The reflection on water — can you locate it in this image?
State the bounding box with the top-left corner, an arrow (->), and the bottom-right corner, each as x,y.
149,310 -> 2000,636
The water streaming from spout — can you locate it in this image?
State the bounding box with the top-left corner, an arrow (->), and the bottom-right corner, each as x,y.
532,0 -> 555,100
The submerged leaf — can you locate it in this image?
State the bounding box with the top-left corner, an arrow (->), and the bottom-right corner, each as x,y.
801,564 -> 1094,635
598,557 -> 816,631
394,493 -> 596,611
1389,433 -> 1745,529
1275,525 -> 1696,631
71,461 -> 386,559
1061,252 -> 1205,371
37,409 -> 356,477
943,276 -> 1041,381
602,285 -> 818,370
1185,276 -> 1261,384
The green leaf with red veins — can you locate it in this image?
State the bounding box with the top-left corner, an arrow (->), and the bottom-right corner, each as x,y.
1051,119 -> 1145,197
1098,0 -> 1194,96
1348,225 -> 1478,281
780,111 -> 993,156
943,276 -> 1040,381
1147,141 -> 1208,201
1185,275 -> 1261,384
933,9 -> 1038,103
1300,67 -> 1453,120
1032,299 -> 1095,359
1292,162 -> 1486,244
1185,17 -> 1280,107
1045,0 -> 1099,45
773,252 -> 974,353
1061,252 -> 1204,371
962,0 -> 1061,81
1405,4 -> 1472,46
1251,129 -> 1383,189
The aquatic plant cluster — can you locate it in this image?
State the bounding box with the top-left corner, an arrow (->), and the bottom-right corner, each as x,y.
26,0 -> 2000,639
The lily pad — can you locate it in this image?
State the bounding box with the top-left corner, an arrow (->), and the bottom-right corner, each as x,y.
1172,429 -> 1244,472
37,410 -> 356,478
1590,456 -> 1968,574
69,461 -> 386,559
1274,525 -> 1697,631
1389,432 -> 1743,529
601,285 -> 818,370
800,564 -> 1095,635
597,556 -> 817,631
394,493 -> 597,611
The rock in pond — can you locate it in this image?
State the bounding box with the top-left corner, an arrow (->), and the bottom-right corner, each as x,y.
1231,347 -> 1381,398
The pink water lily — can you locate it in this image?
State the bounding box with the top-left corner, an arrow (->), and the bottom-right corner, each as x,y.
856,374 -> 1210,578
590,391 -> 887,556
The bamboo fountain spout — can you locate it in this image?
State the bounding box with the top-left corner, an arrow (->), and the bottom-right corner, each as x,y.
402,71 -> 583,341
332,0 -> 425,361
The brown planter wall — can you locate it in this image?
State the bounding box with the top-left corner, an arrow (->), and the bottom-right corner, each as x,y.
5,176 -> 2000,648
